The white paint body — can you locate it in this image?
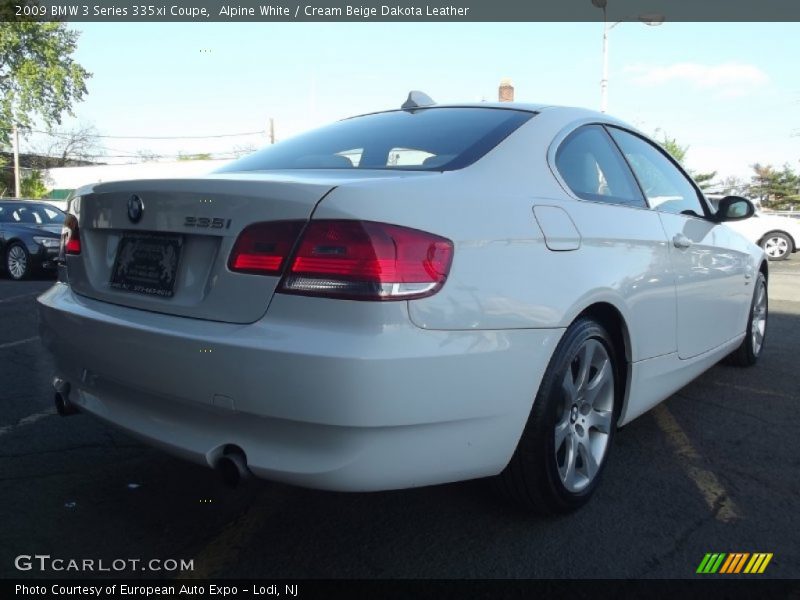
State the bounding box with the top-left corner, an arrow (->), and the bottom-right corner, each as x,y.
38,104 -> 766,491
724,211 -> 800,257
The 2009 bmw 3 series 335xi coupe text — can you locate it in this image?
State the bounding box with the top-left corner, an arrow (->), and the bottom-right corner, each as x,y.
38,96 -> 769,514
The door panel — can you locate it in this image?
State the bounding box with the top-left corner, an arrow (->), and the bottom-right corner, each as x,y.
657,213 -> 749,358
607,127 -> 751,359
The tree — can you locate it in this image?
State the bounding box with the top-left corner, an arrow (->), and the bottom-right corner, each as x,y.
0,21 -> 92,147
135,149 -> 160,163
177,152 -> 213,161
715,175 -> 749,197
748,163 -> 799,209
20,169 -> 48,198
32,123 -> 101,166
655,130 -> 687,164
654,130 -> 717,190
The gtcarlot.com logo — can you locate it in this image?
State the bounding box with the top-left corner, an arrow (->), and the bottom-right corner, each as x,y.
696,552 -> 773,574
14,554 -> 194,573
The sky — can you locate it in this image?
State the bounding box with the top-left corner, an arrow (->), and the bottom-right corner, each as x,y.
30,21 -> 800,184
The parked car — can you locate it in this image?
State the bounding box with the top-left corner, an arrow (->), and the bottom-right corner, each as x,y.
0,199 -> 65,280
40,199 -> 69,213
707,194 -> 800,260
38,97 -> 768,513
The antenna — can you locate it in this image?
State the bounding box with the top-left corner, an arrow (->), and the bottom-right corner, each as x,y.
401,91 -> 436,111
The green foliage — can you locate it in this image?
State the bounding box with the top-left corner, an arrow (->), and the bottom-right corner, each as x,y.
0,21 -> 92,146
654,129 -> 717,190
654,129 -> 688,165
748,163 -> 800,209
690,170 -> 717,191
177,152 -> 213,161
19,169 -> 48,198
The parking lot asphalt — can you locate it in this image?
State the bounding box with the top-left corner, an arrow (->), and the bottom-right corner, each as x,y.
1,260 -> 798,580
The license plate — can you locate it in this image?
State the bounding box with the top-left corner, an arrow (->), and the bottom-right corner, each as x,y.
110,233 -> 183,297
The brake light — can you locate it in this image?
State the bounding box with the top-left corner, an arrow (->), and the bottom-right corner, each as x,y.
228,221 -> 304,275
62,214 -> 81,255
279,220 -> 453,300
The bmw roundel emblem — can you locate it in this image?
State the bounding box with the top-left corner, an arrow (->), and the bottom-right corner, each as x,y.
127,194 -> 144,223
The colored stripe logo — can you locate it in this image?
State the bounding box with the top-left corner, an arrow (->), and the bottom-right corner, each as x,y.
697,553 -> 773,574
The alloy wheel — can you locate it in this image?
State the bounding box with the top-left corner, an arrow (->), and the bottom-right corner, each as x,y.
7,245 -> 27,279
555,339 -> 615,493
751,279 -> 767,356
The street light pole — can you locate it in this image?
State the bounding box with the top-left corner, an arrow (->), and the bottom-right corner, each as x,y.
12,122 -> 21,197
600,6 -> 610,113
591,0 -> 664,113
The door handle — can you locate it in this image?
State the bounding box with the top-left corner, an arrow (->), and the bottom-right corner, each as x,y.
673,234 -> 693,249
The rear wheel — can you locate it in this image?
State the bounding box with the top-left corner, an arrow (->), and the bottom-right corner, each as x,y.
726,272 -> 768,367
760,232 -> 792,261
6,243 -> 30,280
497,317 -> 620,513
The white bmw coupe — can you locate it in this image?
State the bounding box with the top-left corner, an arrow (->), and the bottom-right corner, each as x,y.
38,95 -> 768,513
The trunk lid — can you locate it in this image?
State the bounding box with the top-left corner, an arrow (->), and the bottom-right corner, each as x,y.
66,172 -> 370,323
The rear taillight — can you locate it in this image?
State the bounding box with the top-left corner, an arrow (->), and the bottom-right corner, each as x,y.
61,214 -> 81,256
228,220 -> 454,301
228,221 -> 304,275
281,220 -> 453,300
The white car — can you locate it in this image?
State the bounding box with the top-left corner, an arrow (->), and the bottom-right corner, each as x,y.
38,97 -> 768,513
707,195 -> 799,260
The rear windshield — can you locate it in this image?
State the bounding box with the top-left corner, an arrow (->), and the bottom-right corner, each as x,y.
216,107 -> 535,173
0,203 -> 65,224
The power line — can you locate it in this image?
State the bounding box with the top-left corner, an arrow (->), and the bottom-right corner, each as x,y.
1,126 -> 266,140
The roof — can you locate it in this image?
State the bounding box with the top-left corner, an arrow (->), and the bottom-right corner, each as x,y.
0,198 -> 57,204
348,102 -> 613,124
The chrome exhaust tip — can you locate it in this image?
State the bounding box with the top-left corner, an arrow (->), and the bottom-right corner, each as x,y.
53,378 -> 79,416
54,390 -> 80,417
216,449 -> 251,488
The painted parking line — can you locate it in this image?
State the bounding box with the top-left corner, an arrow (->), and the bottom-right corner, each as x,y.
0,336 -> 39,350
652,404 -> 740,523
0,408 -> 57,438
180,493 -> 279,579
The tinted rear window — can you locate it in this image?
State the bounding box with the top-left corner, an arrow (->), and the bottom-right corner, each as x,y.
216,108 -> 535,173
0,203 -> 65,224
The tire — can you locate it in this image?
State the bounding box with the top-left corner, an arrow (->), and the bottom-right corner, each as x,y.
5,242 -> 30,281
497,317 -> 620,514
760,232 -> 792,261
725,272 -> 768,367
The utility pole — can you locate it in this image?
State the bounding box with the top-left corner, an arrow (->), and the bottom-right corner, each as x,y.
12,123 -> 21,197
269,118 -> 275,144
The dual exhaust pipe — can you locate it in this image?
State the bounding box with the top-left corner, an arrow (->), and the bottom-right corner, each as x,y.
52,377 -> 251,487
53,379 -> 80,416
215,448 -> 251,488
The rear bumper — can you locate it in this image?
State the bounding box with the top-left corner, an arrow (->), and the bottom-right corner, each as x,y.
38,284 -> 562,491
31,245 -> 59,270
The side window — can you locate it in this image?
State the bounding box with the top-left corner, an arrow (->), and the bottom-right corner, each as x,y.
555,125 -> 646,207
607,127 -> 705,217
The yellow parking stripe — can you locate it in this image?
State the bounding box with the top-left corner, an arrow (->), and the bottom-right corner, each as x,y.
652,405 -> 739,522
179,490 -> 283,579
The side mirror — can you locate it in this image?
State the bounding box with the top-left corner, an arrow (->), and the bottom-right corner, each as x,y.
714,196 -> 755,222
